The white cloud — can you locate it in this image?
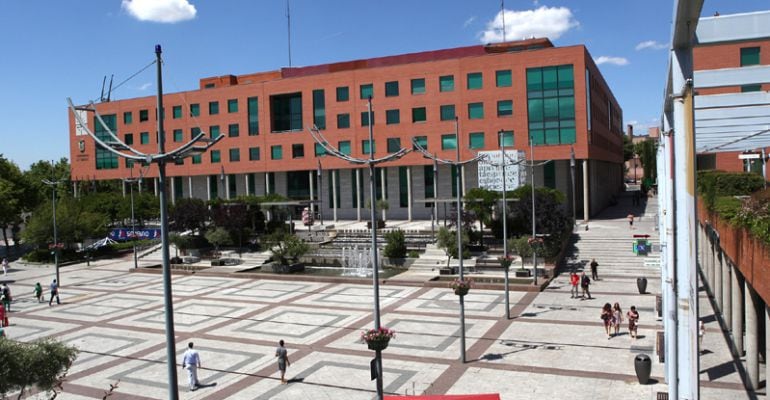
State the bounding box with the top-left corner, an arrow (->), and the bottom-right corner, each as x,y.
137,82 -> 152,91
122,0 -> 196,23
480,6 -> 578,43
635,40 -> 667,51
594,56 -> 629,66
463,16 -> 476,28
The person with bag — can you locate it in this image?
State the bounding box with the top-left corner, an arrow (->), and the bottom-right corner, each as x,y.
49,279 -> 60,306
601,303 -> 612,339
580,272 -> 592,299
569,271 -> 580,299
33,282 -> 43,303
627,305 -> 640,339
0,302 -> 8,327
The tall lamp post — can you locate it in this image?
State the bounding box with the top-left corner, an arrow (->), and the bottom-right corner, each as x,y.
527,135 -> 552,287
68,45 -> 223,400
570,146 -> 577,228
412,118 -> 484,363
309,97 -> 409,400
317,159 -> 324,226
42,162 -> 62,286
123,166 -> 144,269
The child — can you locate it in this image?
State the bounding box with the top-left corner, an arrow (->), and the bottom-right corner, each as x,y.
33,282 -> 43,303
627,306 -> 640,339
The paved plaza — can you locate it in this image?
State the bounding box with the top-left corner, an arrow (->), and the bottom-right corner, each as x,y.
0,193 -> 756,399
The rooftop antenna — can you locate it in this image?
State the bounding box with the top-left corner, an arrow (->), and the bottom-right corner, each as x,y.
501,0 -> 506,42
100,76 -> 107,102
286,0 -> 292,67
106,74 -> 114,102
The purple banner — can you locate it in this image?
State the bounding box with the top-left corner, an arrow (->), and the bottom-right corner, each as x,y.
109,228 -> 161,241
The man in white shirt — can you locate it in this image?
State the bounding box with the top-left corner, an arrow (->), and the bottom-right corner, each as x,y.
181,342 -> 201,391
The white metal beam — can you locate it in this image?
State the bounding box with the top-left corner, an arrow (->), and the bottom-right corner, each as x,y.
694,65 -> 770,88
696,11 -> 770,44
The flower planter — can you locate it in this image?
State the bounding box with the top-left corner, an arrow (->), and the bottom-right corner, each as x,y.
367,339 -> 390,351
366,220 -> 386,230
454,287 -> 469,296
515,269 -> 531,277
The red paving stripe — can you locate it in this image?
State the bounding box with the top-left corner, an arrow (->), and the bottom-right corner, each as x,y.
60,382 -> 159,400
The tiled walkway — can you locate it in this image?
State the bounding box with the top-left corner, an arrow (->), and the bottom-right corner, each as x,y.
1,192 -> 754,399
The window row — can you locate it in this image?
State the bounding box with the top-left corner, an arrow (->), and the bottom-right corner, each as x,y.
326,101 -> 513,130
120,97 -> 260,134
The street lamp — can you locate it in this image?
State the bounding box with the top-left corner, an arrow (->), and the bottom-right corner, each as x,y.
317,159 -> 324,226
42,162 -> 62,286
570,146 -> 577,228
68,45 -> 223,400
123,166 -> 144,269
309,97 -> 409,400
527,135 -> 552,287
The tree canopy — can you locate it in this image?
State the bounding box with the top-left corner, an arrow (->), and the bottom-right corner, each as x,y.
0,338 -> 78,399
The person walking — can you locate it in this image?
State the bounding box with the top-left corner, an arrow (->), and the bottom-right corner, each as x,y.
627,213 -> 635,229
1,284 -> 11,312
181,342 -> 202,391
580,272 -> 592,299
612,303 -> 623,337
48,279 -> 60,306
569,271 -> 580,299
0,303 -> 8,327
590,258 -> 599,281
627,305 -> 639,339
2,258 -> 8,276
275,339 -> 291,384
601,303 -> 613,339
33,282 -> 43,303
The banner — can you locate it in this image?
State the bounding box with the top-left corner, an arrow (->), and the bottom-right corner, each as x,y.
477,150 -> 527,191
109,228 -> 161,241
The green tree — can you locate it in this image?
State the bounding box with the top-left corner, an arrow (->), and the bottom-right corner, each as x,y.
24,158 -> 71,209
169,233 -> 194,257
383,229 -> 407,258
506,185 -> 571,259
622,134 -> 635,162
265,229 -> 309,265
464,187 -> 499,247
210,201 -> 253,251
436,227 -> 469,266
205,227 -> 232,257
22,197 -> 109,249
170,198 -> 209,234
0,338 -> 78,399
635,139 -> 658,184
118,192 -> 160,226
0,156 -> 30,251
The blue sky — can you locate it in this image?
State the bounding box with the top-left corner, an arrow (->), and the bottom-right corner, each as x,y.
0,0 -> 767,169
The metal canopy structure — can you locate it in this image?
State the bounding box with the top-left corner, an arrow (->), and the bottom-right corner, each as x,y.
692,11 -> 770,153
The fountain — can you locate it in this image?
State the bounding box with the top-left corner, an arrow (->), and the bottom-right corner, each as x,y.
340,245 -> 381,277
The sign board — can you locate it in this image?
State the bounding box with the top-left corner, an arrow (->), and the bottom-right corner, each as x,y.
739,153 -> 761,160
477,150 -> 527,191
633,239 -> 651,256
75,110 -> 88,136
109,228 -> 161,241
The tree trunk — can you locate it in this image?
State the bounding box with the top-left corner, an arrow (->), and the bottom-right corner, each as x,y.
2,227 -> 9,255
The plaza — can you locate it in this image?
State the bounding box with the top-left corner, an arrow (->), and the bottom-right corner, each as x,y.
1,194 -> 753,399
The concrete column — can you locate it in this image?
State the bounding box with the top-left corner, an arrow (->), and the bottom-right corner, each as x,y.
356,169 -> 361,221
332,170 -> 338,222
170,178 -> 176,204
745,282 -> 760,390
380,167 -> 387,221
723,260 -> 732,333
732,267 -> 744,355
766,304 -> 770,391
309,170 -> 315,216
407,166 -> 413,221
244,174 -> 250,197
224,175 -> 230,200
206,177 -> 211,201
265,172 -> 270,194
461,165 -> 466,196
582,159 -> 589,222
138,179 -> 143,193
154,178 -> 159,197
715,250 -> 723,312
73,181 -> 78,198
122,181 -> 127,197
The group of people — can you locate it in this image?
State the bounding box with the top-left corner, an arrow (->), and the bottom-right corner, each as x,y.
0,279 -> 61,338
181,339 -> 291,392
569,259 -> 600,300
601,302 -> 640,339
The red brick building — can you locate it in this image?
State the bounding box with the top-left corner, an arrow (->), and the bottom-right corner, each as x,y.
69,38 -> 624,220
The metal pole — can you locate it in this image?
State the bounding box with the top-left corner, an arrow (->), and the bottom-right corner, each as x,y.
570,146 -> 576,227
130,179 -> 138,269
367,97 -> 384,400
530,134 -> 538,287
52,178 -> 59,286
433,158 -> 438,242
155,44 -> 179,400
455,117 -> 466,363
317,161 -> 324,226
500,131 -> 510,319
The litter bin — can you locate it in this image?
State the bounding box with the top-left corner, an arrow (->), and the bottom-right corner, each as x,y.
637,277 -> 648,294
634,353 -> 651,384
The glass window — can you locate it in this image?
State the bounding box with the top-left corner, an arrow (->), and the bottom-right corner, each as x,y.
468,102 -> 484,119
292,143 -> 304,158
469,132 -> 484,149
741,47 -> 760,66
742,84 -> 762,92
439,75 -> 454,92
336,86 -> 349,102
172,106 -> 182,119
190,103 -> 200,117
412,107 -> 427,123
210,125 -> 220,138
526,64 -> 576,145
314,143 -> 326,156
192,154 -> 201,164
413,135 -> 428,150
398,166 -> 408,207
467,72 -> 482,90
271,145 -> 283,160
362,139 -> 375,154
497,100 -> 513,117
140,132 -> 149,144
500,130 -> 514,147
387,138 -> 401,153
173,129 -> 183,142
125,133 -> 133,145
227,99 -> 238,113
441,134 -> 457,150
423,165 -> 434,204
440,105 -> 455,121
247,97 -> 259,135
385,81 -> 399,97
228,123 -> 239,137
249,147 -> 260,161
191,127 -> 201,139
123,112 -> 132,124
210,150 -> 221,163
361,111 -> 374,126
270,92 -> 303,132
386,109 -> 400,125
229,148 -> 240,162
411,78 -> 425,94
360,83 -> 373,99
337,113 -> 350,129
209,101 -> 219,115
312,89 -> 326,129
139,109 -> 149,122
496,70 -> 512,87
338,140 -> 351,155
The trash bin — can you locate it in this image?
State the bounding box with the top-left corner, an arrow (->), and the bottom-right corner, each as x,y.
637,277 -> 648,294
634,353 -> 651,384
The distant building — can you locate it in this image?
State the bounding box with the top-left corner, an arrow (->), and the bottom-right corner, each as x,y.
69,38 -> 624,220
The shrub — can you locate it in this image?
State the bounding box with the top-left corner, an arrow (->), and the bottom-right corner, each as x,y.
698,170 -> 765,209
407,250 -> 420,258
383,230 -> 407,258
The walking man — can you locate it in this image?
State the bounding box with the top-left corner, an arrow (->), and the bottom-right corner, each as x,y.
48,279 -> 60,306
580,272 -> 592,299
1,284 -> 11,312
2,258 -> 8,276
590,258 -> 599,281
181,342 -> 202,391
275,339 -> 291,384
569,271 -> 580,299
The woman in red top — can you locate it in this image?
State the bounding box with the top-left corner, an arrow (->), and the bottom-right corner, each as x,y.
569,272 -> 580,299
0,303 -> 7,327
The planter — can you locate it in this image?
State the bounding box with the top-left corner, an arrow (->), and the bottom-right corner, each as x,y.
367,339 -> 390,351
210,259 -> 225,266
634,353 -> 652,384
454,287 -> 469,296
515,269 -> 532,278
637,277 -> 648,294
366,220 -> 386,229
262,262 -> 305,274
